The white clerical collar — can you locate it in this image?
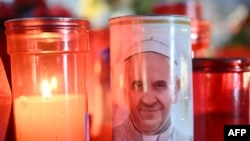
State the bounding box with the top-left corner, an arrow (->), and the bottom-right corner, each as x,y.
158,121 -> 174,141
142,134 -> 159,141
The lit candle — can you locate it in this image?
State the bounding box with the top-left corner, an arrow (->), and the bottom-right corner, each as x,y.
14,79 -> 87,141
5,17 -> 89,141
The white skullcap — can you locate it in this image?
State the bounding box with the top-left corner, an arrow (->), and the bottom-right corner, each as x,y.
123,37 -> 178,65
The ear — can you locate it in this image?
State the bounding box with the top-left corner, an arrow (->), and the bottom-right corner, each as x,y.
172,78 -> 180,104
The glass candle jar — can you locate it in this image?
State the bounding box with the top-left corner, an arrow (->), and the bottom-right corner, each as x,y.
88,28 -> 112,140
193,57 -> 250,141
0,57 -> 12,141
109,15 -> 193,141
5,17 -> 89,141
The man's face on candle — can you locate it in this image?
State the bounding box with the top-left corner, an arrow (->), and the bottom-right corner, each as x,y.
124,52 -> 180,135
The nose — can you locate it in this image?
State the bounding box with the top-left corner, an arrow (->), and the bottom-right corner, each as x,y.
141,92 -> 157,105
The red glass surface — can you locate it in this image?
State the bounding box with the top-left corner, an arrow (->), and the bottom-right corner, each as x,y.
152,2 -> 211,57
0,58 -> 12,141
153,2 -> 202,19
193,58 -> 250,141
191,20 -> 211,57
5,17 -> 89,141
88,28 -> 112,141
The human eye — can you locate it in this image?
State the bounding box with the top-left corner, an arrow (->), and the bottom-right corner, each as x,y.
131,80 -> 143,91
154,80 -> 167,90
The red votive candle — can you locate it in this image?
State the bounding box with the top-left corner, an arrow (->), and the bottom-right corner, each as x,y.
193,57 -> 250,141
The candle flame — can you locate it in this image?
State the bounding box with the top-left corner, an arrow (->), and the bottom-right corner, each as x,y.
41,80 -> 52,99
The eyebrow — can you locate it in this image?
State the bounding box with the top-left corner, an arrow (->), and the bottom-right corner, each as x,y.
130,80 -> 168,85
131,80 -> 142,85
154,80 -> 167,84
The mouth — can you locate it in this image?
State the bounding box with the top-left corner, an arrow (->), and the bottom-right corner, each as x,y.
139,108 -> 162,120
140,108 -> 160,112
140,106 -> 162,111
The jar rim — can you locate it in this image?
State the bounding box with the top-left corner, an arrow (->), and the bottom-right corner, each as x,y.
5,17 -> 89,29
109,14 -> 190,26
193,57 -> 250,72
5,17 -> 89,54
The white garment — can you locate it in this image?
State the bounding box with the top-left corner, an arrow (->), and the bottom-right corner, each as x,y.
142,135 -> 159,141
113,116 -> 192,141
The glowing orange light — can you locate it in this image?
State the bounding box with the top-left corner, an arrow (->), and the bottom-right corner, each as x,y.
41,80 -> 52,99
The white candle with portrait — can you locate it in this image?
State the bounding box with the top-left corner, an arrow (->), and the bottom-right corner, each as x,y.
109,15 -> 193,141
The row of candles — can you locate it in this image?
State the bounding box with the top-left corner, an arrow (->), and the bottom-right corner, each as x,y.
0,15 -> 249,141
0,1 -> 208,141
